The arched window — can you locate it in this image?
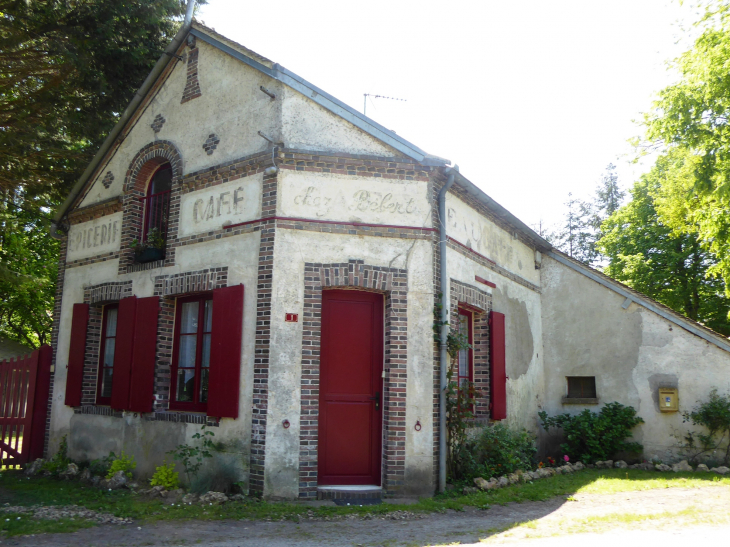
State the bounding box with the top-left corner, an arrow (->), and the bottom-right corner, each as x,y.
139,163 -> 172,254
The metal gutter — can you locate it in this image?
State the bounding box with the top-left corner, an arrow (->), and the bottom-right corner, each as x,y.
437,169 -> 456,494
50,10 -> 195,238
188,28 -> 432,164
548,251 -> 730,353
445,167 -> 552,252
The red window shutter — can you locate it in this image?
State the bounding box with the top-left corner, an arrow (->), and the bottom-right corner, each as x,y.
110,296 -> 137,411
207,284 -> 244,418
128,296 -> 160,413
489,311 -> 507,420
64,303 -> 89,407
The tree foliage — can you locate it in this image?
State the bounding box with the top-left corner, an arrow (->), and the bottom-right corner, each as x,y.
642,0 -> 730,291
0,190 -> 57,347
0,0 -> 203,200
548,2 -> 730,337
0,1 -> 204,348
548,164 -> 624,266
598,150 -> 730,335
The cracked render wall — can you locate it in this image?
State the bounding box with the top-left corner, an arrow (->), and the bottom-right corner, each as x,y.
540,254 -> 730,463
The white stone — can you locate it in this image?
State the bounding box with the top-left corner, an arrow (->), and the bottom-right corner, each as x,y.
672,460 -> 693,472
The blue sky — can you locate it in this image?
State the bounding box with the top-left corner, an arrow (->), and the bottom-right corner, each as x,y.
198,0 -> 699,230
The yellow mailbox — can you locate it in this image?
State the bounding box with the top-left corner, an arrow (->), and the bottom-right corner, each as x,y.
659,387 -> 679,413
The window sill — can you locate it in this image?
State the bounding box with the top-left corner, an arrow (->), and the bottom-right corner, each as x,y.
561,397 -> 599,405
147,410 -> 218,426
168,402 -> 208,414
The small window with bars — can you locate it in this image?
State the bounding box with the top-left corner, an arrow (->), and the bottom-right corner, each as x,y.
564,376 -> 597,402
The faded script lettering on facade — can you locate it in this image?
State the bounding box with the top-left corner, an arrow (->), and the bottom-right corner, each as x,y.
66,212 -> 123,262
280,171 -> 430,227
445,194 -> 539,282
178,175 -> 262,237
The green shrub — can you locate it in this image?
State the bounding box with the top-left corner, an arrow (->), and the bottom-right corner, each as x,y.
682,389 -> 730,465
150,461 -> 180,490
453,424 -> 537,481
168,425 -> 215,483
41,436 -> 71,476
88,453 -> 115,477
106,452 -> 136,479
539,402 -> 644,464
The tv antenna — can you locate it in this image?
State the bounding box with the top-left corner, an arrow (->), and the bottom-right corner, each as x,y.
363,93 -> 407,116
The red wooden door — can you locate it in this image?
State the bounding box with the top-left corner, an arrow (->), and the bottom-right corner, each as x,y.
318,290 -> 383,485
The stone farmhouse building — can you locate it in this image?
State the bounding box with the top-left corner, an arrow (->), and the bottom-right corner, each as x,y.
47,19 -> 730,500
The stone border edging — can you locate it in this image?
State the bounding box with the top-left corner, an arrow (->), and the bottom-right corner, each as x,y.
468,459 -> 729,494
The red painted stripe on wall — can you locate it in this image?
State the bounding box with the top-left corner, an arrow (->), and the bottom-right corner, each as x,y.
446,237 -> 497,265
475,275 -> 496,288
225,216 -> 437,232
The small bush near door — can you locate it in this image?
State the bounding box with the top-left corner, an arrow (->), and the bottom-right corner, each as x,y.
539,402 -> 644,464
450,424 -> 537,482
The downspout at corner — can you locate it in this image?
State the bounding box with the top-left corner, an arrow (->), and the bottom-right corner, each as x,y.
438,165 -> 457,493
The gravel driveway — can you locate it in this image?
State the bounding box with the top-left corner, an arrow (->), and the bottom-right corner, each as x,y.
4,485 -> 729,547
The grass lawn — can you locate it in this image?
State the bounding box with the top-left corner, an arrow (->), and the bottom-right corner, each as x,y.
0,469 -> 728,537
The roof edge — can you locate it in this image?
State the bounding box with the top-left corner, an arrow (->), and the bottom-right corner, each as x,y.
548,250 -> 730,354
445,167 -> 552,251
52,21 -> 192,227
188,27 -> 432,164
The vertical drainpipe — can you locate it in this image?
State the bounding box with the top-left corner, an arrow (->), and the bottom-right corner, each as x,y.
438,166 -> 457,493
184,1 -> 195,26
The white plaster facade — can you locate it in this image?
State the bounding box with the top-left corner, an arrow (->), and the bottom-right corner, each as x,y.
47,21 -> 730,501
541,255 -> 730,464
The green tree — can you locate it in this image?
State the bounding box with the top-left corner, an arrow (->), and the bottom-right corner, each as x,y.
598,151 -> 730,335
594,163 -> 624,221
0,0 -> 204,200
550,192 -> 592,263
0,0 -> 205,347
0,190 -> 57,347
550,165 -> 624,266
642,0 -> 730,290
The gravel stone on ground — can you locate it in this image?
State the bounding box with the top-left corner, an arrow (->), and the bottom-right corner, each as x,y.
0,504 -> 132,525
5,485 -> 729,547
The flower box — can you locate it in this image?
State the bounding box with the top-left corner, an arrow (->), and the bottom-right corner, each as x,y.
134,247 -> 165,264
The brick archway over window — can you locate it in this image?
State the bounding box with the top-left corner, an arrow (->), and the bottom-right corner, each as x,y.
124,140 -> 183,192
118,141 -> 183,274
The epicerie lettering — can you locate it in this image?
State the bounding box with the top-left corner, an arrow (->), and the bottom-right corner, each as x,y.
71,220 -> 119,252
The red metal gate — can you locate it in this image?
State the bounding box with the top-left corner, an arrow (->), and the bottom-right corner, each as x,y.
0,345 -> 52,466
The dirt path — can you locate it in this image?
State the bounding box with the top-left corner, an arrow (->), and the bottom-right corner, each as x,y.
4,485 -> 730,547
